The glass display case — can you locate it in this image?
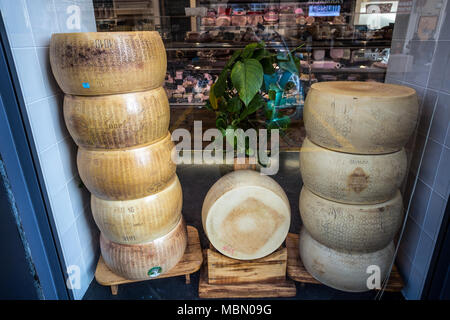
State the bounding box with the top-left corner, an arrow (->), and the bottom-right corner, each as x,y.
92,0 -> 397,149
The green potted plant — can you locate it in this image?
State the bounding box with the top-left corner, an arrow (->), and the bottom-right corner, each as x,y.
205,41 -> 304,167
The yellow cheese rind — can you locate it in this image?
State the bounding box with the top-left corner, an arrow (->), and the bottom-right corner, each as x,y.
299,227 -> 395,292
92,176 -> 182,244
50,31 -> 167,95
304,81 -> 419,154
64,87 -> 170,149
77,133 -> 176,200
100,218 -> 187,280
300,137 -> 407,204
299,187 -> 403,252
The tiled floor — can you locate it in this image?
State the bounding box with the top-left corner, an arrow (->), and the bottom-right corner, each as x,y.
83,152 -> 403,300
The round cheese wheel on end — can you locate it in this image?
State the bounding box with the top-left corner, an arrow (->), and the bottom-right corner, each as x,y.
304,81 -> 419,154
50,31 -> 167,95
92,175 -> 182,244
77,133 -> 176,200
299,187 -> 403,252
202,170 -> 291,260
299,227 -> 395,292
64,87 -> 170,149
300,137 -> 407,204
100,217 -> 187,280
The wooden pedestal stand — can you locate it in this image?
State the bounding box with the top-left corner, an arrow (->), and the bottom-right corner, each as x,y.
198,245 -> 296,298
233,156 -> 257,171
95,225 -> 203,295
198,156 -> 295,298
286,233 -> 404,292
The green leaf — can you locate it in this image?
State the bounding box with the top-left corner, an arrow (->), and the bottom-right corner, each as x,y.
217,97 -> 228,111
279,58 -> 299,75
289,43 -> 305,54
214,70 -> 228,97
265,100 -> 276,120
227,96 -> 242,113
252,48 -> 274,61
260,57 -> 276,74
276,53 -> 289,61
231,59 -> 263,106
284,81 -> 295,91
216,116 -> 227,130
251,49 -> 265,60
267,115 -> 291,130
241,43 -> 259,59
204,100 -> 213,111
225,49 -> 242,69
268,89 -> 276,100
231,119 -> 240,127
240,94 -> 264,120
209,83 -> 218,110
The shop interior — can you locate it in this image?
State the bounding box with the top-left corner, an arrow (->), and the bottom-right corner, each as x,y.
0,0 -> 448,301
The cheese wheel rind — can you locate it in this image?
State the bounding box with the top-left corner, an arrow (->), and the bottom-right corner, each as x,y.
304,81 -> 419,154
299,186 -> 403,252
100,218 -> 187,280
77,133 -> 176,200
202,170 -> 291,260
91,176 -> 182,244
300,137 -> 407,204
50,31 -> 167,95
299,227 -> 395,292
64,87 -> 170,149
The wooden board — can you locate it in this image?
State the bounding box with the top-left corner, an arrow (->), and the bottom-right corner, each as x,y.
207,247 -> 287,285
95,226 -> 202,295
286,233 -> 404,292
233,157 -> 257,171
199,250 -> 296,298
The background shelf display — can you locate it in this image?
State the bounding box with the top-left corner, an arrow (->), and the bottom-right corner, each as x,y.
93,0 -> 395,150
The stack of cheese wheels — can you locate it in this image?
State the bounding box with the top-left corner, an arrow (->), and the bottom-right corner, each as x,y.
202,170 -> 291,260
50,32 -> 187,280
299,81 -> 418,292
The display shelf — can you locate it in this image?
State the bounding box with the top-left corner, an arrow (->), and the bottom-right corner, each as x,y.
198,22 -> 347,30
165,39 -> 392,51
158,0 -> 392,151
307,67 -> 387,74
198,0 -> 337,5
170,103 -> 206,108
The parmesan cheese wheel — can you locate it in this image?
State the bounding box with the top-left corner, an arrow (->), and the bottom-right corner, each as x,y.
91,176 -> 182,244
202,170 -> 291,260
50,32 -> 167,95
299,227 -> 395,292
77,133 -> 176,200
64,87 -> 170,149
300,137 -> 407,204
299,187 -> 403,252
100,217 -> 187,280
304,81 -> 419,154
